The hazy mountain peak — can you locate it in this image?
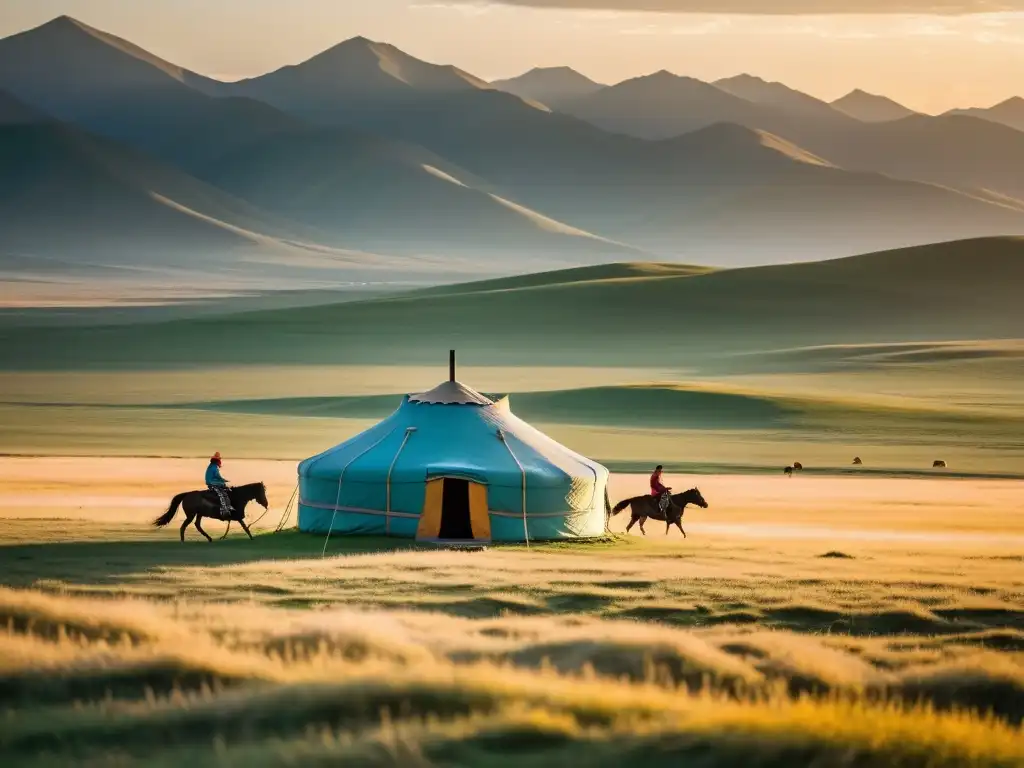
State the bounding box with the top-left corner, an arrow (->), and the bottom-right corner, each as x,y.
831,89 -> 917,122
945,94 -> 1024,133
0,14 -> 224,106
720,73 -> 771,86
491,66 -> 603,107
614,70 -> 709,92
982,95 -> 1024,114
500,65 -> 598,84
18,15 -> 190,83
714,73 -> 847,124
234,35 -> 490,108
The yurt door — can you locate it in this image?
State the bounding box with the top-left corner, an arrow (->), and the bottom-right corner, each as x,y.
417,478 -> 491,542
439,479 -> 471,539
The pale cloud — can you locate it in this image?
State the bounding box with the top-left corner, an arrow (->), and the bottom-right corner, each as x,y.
409,2 -> 498,15
601,13 -> 1005,38
444,0 -> 1024,13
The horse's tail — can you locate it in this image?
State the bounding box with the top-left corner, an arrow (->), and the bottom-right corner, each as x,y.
611,498 -> 634,516
154,493 -> 187,527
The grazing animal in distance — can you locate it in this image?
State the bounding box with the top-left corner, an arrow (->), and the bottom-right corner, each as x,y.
793,462 -> 803,471
784,466 -> 794,477
611,488 -> 708,538
853,457 -> 863,465
933,460 -> 947,469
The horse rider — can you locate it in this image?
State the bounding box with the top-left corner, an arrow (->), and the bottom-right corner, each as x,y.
650,464 -> 672,513
206,451 -> 233,519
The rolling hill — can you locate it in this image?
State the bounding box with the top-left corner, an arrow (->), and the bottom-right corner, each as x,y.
492,67 -> 605,109
830,89 -> 918,122
3,237 -> 1022,370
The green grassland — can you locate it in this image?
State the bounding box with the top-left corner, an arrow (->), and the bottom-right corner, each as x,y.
2,237 -> 1023,370
1,526 -> 1022,767
2,238 -> 1024,473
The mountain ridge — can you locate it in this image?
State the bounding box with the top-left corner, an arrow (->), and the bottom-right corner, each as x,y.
831,89 -> 919,123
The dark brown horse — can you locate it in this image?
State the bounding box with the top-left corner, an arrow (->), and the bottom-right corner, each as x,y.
154,483 -> 269,542
611,488 -> 709,537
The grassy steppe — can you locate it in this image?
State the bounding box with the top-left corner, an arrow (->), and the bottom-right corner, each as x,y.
1,496 -> 1022,767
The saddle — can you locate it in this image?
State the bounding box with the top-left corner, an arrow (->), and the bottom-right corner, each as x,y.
202,488 -> 236,520
657,492 -> 671,513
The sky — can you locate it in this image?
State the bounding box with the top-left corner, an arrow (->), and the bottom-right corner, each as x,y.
2,0 -> 1024,111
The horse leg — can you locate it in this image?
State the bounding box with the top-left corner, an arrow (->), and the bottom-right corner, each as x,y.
194,514 -> 213,543
221,521 -> 231,540
639,516 -> 647,536
238,519 -> 254,540
625,506 -> 637,532
676,519 -> 687,538
666,520 -> 671,535
180,510 -> 194,542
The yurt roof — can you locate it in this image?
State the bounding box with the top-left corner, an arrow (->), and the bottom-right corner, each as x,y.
409,380 -> 494,406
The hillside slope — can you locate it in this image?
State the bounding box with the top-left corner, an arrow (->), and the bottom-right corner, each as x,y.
553,74 -> 1024,204
804,114 -> 1024,203
203,128 -> 644,266
0,89 -> 46,124
3,238 -> 1022,369
0,122 -> 380,276
338,92 -> 1024,264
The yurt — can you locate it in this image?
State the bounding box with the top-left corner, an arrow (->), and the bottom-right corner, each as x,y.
297,353 -> 610,543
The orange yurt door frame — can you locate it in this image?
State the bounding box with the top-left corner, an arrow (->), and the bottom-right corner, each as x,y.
416,476 -> 491,542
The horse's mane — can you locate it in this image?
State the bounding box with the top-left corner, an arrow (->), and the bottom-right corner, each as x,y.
232,482 -> 265,493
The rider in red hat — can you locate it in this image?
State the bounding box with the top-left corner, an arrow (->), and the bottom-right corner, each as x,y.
206,452 -> 233,518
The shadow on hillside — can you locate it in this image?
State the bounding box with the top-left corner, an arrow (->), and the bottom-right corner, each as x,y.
0,532 -> 420,589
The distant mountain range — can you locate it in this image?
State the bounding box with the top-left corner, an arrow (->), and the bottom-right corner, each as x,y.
2,15 -> 1024,300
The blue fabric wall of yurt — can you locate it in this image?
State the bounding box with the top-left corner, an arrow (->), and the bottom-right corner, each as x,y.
297,380 -> 610,542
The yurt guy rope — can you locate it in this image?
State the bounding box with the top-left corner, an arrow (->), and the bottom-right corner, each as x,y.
498,430 -> 529,549
275,483 -> 298,532
385,427 -> 417,535
322,427 -> 399,558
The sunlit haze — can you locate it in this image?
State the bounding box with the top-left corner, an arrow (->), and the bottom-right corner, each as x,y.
2,0 -> 1024,112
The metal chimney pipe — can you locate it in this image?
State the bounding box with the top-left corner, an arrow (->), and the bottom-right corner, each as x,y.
449,350 -> 456,382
